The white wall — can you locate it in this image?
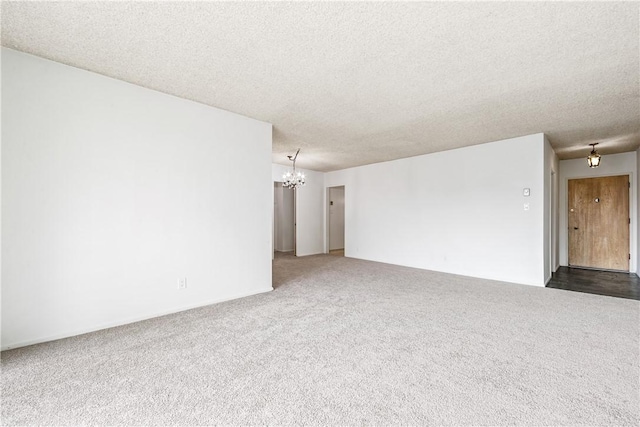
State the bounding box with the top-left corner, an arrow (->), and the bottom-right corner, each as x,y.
1,48 -> 273,349
558,152 -> 637,272
329,186 -> 345,250
325,134 -> 548,287
271,164 -> 324,256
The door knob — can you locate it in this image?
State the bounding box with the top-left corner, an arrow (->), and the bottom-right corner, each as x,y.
573,227 -> 579,230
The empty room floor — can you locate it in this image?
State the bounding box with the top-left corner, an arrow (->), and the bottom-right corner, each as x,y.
546,266 -> 640,300
2,253 -> 638,425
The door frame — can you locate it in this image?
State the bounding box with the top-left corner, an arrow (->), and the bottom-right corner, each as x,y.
561,171 -> 635,272
550,170 -> 557,277
272,181 -> 297,258
567,174 -> 630,271
325,185 -> 346,254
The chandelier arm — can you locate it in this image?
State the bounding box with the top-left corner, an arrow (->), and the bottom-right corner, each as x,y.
292,148 -> 300,173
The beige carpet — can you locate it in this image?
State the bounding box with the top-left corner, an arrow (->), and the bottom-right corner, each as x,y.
2,253 -> 639,425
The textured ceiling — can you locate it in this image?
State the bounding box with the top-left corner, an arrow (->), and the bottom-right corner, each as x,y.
2,1 -> 639,172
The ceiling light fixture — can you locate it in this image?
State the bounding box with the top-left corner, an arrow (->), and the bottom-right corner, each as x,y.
587,143 -> 601,168
283,148 -> 306,189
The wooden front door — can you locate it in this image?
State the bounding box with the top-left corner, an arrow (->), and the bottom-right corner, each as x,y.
568,175 -> 629,271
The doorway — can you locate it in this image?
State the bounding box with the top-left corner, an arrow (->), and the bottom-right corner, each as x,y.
273,182 -> 295,257
328,186 -> 345,256
568,175 -> 629,271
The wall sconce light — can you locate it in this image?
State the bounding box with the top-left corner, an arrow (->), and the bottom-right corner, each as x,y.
587,143 -> 601,168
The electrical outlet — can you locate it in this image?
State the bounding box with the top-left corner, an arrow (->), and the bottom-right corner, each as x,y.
178,277 -> 187,290
524,203 -> 530,211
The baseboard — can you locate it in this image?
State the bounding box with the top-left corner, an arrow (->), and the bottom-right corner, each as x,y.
347,254 -> 546,287
1,287 -> 273,351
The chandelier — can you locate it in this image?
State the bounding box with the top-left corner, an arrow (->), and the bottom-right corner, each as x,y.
587,143 -> 601,168
283,148 -> 305,189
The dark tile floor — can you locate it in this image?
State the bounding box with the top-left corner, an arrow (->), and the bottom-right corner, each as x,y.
546,267 -> 640,300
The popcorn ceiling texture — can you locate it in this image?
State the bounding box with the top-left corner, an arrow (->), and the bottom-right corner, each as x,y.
1,1 -> 638,171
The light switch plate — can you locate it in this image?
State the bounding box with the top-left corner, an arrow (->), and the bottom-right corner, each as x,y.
523,188 -> 530,197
